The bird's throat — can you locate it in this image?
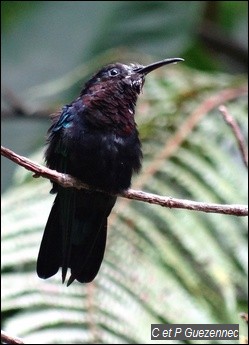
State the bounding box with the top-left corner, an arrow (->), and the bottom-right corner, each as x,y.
81,83 -> 138,135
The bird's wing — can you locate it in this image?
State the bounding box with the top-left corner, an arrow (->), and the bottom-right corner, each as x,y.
52,105 -> 74,132
38,105 -> 77,282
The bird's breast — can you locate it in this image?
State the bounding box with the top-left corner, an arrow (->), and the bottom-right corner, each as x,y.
67,129 -> 141,193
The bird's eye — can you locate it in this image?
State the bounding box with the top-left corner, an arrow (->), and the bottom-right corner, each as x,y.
108,68 -> 119,77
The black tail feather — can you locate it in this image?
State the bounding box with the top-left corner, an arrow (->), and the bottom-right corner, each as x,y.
37,195 -> 62,279
37,189 -> 116,285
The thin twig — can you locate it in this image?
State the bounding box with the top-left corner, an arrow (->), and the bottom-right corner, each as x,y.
1,145 -> 248,217
134,85 -> 248,190
122,189 -> 247,216
1,330 -> 24,344
240,312 -> 248,324
219,105 -> 248,168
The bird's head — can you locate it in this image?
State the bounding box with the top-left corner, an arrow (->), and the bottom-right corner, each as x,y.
82,58 -> 184,98
79,58 -> 184,133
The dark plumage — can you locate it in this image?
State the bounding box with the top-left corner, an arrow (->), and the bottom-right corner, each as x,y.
36,58 -> 183,285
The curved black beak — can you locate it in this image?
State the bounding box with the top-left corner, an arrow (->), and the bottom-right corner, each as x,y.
136,58 -> 184,75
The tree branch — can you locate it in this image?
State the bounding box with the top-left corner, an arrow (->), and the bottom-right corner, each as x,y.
1,330 -> 24,344
219,105 -> 248,168
1,145 -> 248,217
240,312 -> 248,324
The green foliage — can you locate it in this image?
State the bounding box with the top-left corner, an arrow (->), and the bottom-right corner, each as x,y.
2,64 -> 247,344
218,1 -> 248,31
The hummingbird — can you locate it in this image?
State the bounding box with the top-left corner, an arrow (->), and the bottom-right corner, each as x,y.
36,57 -> 183,286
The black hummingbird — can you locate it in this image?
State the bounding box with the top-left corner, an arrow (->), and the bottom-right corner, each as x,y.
37,57 -> 183,286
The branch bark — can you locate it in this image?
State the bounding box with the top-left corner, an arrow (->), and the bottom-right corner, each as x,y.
219,105 -> 248,168
1,330 -> 24,344
1,145 -> 248,217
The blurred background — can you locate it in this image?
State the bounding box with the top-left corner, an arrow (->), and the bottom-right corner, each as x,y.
1,1 -> 248,344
